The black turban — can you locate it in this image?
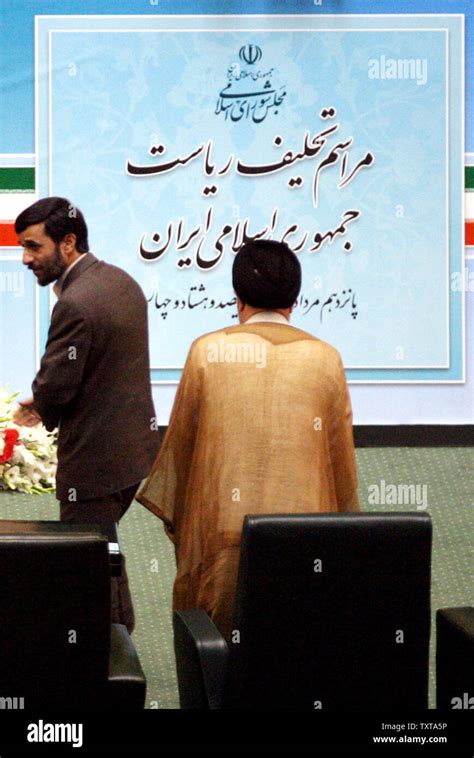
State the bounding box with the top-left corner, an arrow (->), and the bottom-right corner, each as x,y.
232,239 -> 302,309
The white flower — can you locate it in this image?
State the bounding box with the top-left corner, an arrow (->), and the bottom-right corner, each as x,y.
0,386 -> 57,494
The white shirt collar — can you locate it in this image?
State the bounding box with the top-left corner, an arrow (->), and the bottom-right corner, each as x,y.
245,311 -> 289,325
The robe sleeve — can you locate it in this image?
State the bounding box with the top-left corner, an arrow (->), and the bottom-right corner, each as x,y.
135,340 -> 203,537
328,354 -> 360,512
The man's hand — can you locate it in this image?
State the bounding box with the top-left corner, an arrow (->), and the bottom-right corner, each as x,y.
12,398 -> 42,427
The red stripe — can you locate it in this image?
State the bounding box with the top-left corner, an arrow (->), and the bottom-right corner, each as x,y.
0,222 -> 18,247
467,221 -> 474,246
3,219 -> 474,246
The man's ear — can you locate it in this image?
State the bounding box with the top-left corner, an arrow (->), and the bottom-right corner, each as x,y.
235,294 -> 245,313
60,233 -> 77,255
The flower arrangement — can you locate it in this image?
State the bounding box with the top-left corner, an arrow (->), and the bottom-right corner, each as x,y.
0,387 -> 57,494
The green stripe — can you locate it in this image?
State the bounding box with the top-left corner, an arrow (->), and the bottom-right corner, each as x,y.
0,167 -> 35,191
465,166 -> 474,190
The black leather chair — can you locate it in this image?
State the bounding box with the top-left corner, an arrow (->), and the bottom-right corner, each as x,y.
173,512 -> 432,710
0,520 -> 146,710
436,607 -> 474,710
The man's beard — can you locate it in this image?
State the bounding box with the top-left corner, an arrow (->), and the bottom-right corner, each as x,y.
34,244 -> 68,286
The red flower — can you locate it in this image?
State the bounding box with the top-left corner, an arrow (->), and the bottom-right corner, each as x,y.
0,428 -> 20,464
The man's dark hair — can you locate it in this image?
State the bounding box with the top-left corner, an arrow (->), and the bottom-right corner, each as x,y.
15,197 -> 89,252
232,239 -> 302,310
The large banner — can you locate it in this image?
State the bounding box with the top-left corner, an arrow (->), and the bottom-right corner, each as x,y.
36,13 -> 464,383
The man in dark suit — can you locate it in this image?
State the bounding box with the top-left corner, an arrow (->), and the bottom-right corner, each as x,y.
13,197 -> 159,633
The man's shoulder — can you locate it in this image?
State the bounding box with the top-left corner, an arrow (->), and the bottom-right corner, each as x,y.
188,323 -> 343,363
62,256 -> 144,304
84,257 -> 140,286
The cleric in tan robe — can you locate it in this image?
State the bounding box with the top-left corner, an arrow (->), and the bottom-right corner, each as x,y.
137,239 -> 360,642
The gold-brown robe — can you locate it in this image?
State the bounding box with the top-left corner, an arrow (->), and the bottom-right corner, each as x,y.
136,320 -> 360,641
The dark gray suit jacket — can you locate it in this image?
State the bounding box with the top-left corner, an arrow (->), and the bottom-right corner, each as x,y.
32,253 -> 159,501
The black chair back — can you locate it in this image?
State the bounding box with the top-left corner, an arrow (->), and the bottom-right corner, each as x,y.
225,512 -> 432,710
436,607 -> 474,710
0,521 -> 111,709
